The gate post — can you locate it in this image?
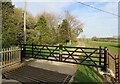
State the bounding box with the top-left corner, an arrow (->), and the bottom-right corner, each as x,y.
24,44 -> 26,58
59,44 -> 63,61
20,44 -> 23,63
21,44 -> 26,62
99,46 -> 102,66
32,43 -> 33,57
118,2 -> 120,82
104,47 -> 108,71
118,55 -> 120,83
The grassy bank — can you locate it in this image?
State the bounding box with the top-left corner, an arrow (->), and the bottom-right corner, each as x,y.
73,65 -> 102,84
72,41 -> 102,83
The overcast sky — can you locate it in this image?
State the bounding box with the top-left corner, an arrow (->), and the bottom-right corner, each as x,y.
12,0 -> 119,38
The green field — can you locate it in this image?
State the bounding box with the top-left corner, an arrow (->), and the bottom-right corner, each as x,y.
83,40 -> 119,55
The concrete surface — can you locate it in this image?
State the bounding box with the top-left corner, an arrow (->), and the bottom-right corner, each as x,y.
2,79 -> 22,84
28,59 -> 77,76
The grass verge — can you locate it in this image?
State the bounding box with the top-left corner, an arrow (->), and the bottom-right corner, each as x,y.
73,65 -> 102,84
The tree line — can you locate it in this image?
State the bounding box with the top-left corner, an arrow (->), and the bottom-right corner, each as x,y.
2,1 -> 83,48
91,36 -> 118,42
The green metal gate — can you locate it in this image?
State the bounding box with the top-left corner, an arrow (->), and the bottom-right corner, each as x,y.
20,43 -> 108,71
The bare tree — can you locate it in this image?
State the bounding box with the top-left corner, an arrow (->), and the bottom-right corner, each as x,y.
65,11 -> 83,41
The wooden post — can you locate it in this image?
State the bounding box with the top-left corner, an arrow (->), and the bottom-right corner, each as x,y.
115,55 -> 117,78
118,2 -> 120,82
3,49 -> 4,66
115,55 -> 117,80
59,44 -> 63,61
8,48 -> 10,64
99,46 -> 102,66
18,47 -> 21,63
108,53 -> 109,68
118,55 -> 120,83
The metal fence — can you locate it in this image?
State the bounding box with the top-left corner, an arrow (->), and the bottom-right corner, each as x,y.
20,43 -> 108,71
